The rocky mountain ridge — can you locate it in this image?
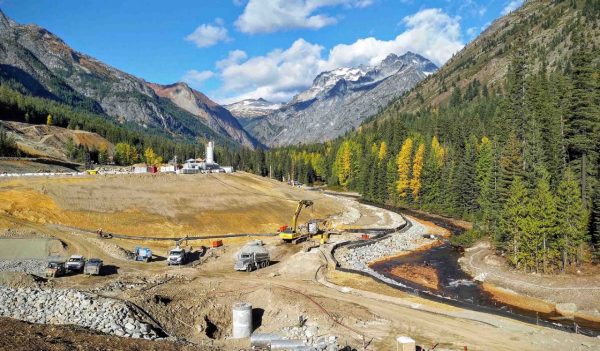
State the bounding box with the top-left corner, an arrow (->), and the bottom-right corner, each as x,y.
245,52 -> 437,147
0,10 -> 258,148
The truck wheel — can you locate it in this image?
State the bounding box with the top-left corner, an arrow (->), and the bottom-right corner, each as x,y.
246,265 -> 252,272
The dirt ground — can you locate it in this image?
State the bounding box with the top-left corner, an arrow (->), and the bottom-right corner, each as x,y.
462,242 -> 600,316
0,174 -> 599,350
388,264 -> 439,290
0,172 -> 344,237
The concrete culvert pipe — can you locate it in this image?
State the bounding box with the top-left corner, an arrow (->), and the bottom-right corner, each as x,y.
232,302 -> 252,338
270,339 -> 308,350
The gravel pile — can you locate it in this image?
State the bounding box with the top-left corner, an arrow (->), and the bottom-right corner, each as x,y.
0,286 -> 159,339
0,259 -> 48,275
337,224 -> 427,271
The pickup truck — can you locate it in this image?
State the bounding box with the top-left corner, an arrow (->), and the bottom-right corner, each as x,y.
46,261 -> 66,278
65,255 -> 85,272
84,258 -> 103,275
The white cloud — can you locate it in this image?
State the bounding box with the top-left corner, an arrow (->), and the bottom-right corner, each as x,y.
324,8 -> 462,69
185,20 -> 230,48
216,49 -> 248,70
182,70 -> 214,86
502,0 -> 524,15
212,8 -> 463,103
235,0 -> 374,34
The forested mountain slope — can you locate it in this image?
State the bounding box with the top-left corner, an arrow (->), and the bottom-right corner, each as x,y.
0,10 -> 256,148
227,0 -> 600,272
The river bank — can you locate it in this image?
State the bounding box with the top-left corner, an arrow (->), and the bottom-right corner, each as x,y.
333,201 -> 600,336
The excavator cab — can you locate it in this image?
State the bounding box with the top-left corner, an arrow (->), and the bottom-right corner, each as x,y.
279,200 -> 313,243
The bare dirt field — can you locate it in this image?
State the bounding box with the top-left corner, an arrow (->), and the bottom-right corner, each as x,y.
0,173 -> 599,350
0,172 -> 344,237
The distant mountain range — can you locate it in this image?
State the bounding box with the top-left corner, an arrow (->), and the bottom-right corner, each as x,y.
235,52 -> 437,147
224,98 -> 282,128
0,10 -> 259,149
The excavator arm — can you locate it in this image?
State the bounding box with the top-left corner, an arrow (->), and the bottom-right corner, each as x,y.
290,200 -> 313,233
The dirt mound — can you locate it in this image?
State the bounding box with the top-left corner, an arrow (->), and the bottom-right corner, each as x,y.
0,272 -> 42,288
0,317 -> 208,351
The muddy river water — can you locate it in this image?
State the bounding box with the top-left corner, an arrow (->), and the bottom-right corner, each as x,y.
363,205 -> 600,337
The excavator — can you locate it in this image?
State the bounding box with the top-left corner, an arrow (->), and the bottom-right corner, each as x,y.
278,200 -> 314,243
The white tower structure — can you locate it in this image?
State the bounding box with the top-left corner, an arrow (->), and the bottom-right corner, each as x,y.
206,141 -> 214,165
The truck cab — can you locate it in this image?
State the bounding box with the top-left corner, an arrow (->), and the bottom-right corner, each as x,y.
167,248 -> 187,265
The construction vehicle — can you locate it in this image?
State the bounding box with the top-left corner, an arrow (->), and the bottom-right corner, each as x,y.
134,247 -> 153,262
84,258 -> 103,275
235,240 -> 270,272
279,200 -> 314,243
45,261 -> 66,278
65,255 -> 86,273
167,246 -> 188,265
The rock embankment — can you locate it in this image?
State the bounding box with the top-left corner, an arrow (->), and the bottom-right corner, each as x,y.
0,259 -> 48,275
336,223 -> 428,271
0,286 -> 159,339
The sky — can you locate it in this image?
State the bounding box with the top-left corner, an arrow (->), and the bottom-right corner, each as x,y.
1,0 -> 524,104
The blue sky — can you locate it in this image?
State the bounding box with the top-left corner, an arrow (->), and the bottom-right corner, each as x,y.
1,0 -> 523,104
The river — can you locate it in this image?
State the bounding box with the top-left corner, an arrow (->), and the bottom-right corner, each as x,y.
359,204 -> 600,337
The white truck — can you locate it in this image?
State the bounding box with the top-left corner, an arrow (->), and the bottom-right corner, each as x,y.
167,247 -> 188,265
234,240 -> 270,272
66,255 -> 85,272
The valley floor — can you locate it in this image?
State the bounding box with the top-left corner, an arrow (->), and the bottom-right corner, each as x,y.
0,172 -> 598,350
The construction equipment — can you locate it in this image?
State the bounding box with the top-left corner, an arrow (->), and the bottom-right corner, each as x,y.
45,261 -> 66,278
84,258 -> 103,275
235,240 -> 270,272
167,246 -> 188,266
134,247 -> 153,262
279,200 -> 314,243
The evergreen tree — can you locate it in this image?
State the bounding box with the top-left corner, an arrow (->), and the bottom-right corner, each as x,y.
498,133 -> 524,203
529,174 -> 559,273
499,177 -> 529,269
476,136 -> 495,228
565,35 -> 600,205
556,168 -> 590,269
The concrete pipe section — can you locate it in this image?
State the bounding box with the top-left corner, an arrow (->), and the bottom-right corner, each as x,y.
232,302 -> 253,338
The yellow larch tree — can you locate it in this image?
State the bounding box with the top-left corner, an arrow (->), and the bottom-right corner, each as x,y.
396,137 -> 413,198
378,141 -> 387,162
410,143 -> 426,201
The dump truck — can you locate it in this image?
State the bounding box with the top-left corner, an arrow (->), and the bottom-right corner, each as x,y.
167,247 -> 188,265
134,247 -> 152,262
84,258 -> 103,275
65,255 -> 85,272
45,261 -> 66,278
235,240 -> 270,272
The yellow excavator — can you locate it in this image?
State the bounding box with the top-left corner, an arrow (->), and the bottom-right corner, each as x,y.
279,200 -> 314,243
